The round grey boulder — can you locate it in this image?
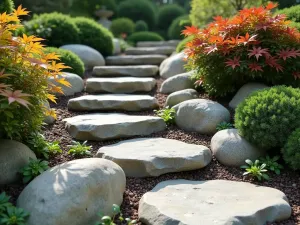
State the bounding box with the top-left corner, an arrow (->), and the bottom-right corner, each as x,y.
60,44 -> 105,69
166,89 -> 198,107
17,158 -> 126,225
229,82 -> 269,109
48,72 -> 84,96
211,129 -> 264,166
0,140 -> 36,186
160,52 -> 186,79
160,71 -> 194,94
173,99 -> 230,134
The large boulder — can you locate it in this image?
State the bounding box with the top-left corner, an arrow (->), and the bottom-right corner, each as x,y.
17,158 -> 126,225
211,129 -> 264,166
160,71 -> 194,94
139,180 -> 292,225
113,38 -> 121,55
166,89 -> 198,107
159,52 -> 186,79
229,83 -> 269,109
48,72 -> 84,96
0,140 -> 36,186
96,138 -> 212,177
60,44 -> 105,69
173,99 -> 230,134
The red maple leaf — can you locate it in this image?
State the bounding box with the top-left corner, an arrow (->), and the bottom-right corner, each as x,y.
0,90 -> 32,108
181,26 -> 200,37
238,33 -> 258,45
265,56 -> 283,72
277,48 -> 300,61
248,62 -> 263,72
225,56 -> 240,69
266,2 -> 278,10
204,44 -> 218,54
256,21 -> 273,31
292,71 -> 300,80
192,38 -> 206,47
248,47 -> 269,60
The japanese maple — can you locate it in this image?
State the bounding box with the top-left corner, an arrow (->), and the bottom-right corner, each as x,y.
0,6 -> 70,140
183,2 -> 300,96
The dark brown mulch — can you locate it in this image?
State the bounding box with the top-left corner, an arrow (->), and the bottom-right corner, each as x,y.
1,77 -> 300,225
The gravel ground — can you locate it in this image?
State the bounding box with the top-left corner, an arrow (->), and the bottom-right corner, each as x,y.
1,76 -> 300,225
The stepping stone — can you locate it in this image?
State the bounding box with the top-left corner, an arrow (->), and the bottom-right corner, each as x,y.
137,40 -> 180,47
85,77 -> 156,94
96,138 -> 212,177
68,94 -> 158,112
105,55 -> 167,66
139,180 -> 292,225
63,113 -> 166,141
125,47 -> 175,56
92,65 -> 158,77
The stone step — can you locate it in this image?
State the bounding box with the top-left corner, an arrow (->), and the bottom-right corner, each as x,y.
92,65 -> 158,77
63,113 -> 166,141
85,77 -> 156,94
96,138 -> 212,177
68,94 -> 158,112
137,40 -> 180,47
124,47 -> 175,56
105,55 -> 167,66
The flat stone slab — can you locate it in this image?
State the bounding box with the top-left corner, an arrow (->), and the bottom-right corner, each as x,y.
139,180 -> 292,225
63,113 -> 166,141
137,40 -> 180,47
125,47 -> 175,56
96,138 -> 212,177
68,94 -> 158,112
105,55 -> 167,65
92,65 -> 159,77
85,77 -> 156,93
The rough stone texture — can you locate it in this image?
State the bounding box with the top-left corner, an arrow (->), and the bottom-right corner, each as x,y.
48,72 -> 84,96
173,99 -> 231,134
105,55 -> 167,66
125,47 -> 175,56
113,38 -> 121,55
211,129 -> 264,166
43,101 -> 56,125
63,113 -> 166,141
92,65 -> 159,77
60,44 -> 105,69
68,94 -> 158,112
0,140 -> 36,186
139,180 -> 292,225
160,71 -> 194,94
166,89 -> 198,107
17,158 -> 126,225
96,138 -> 212,177
137,40 -> 180,47
85,77 -> 156,93
229,82 -> 269,109
159,52 -> 186,79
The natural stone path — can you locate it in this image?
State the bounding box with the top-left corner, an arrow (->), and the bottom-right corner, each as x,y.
105,55 -> 167,65
92,65 -> 159,77
125,46 -> 175,56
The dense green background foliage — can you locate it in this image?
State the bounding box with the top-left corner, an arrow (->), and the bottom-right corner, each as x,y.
282,128 -> 300,170
276,5 -> 300,22
176,36 -> 193,52
168,15 -> 191,40
127,31 -> 164,45
110,18 -> 135,37
135,20 -> 149,32
0,0 -> 14,13
45,47 -> 85,77
156,4 -> 185,30
235,86 -> 300,150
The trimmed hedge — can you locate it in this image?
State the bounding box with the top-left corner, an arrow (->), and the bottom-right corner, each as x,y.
282,128 -> 300,170
135,20 -> 148,32
157,4 -> 185,30
118,0 -> 156,28
168,15 -> 191,40
110,18 -> 135,37
45,47 -> 85,77
127,31 -> 164,45
24,13 -> 80,47
73,17 -> 114,57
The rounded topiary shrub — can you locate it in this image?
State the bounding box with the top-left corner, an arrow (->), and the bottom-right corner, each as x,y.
276,5 -> 300,22
135,20 -> 148,32
0,0 -> 14,13
282,128 -> 300,170
118,0 -> 156,28
24,13 -> 80,47
45,47 -> 85,77
235,86 -> 300,150
157,4 -> 185,30
176,35 -> 193,52
168,15 -> 191,40
110,18 -> 135,37
73,17 -> 114,57
127,31 -> 164,45
71,0 -> 117,17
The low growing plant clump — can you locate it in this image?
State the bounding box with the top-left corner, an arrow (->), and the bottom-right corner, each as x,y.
154,107 -> 176,126
259,155 -> 283,175
20,158 -> 49,183
241,159 -> 269,181
282,128 -> 300,170
183,2 -> 300,97
67,140 -> 92,157
235,86 -> 300,150
216,122 -> 234,131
